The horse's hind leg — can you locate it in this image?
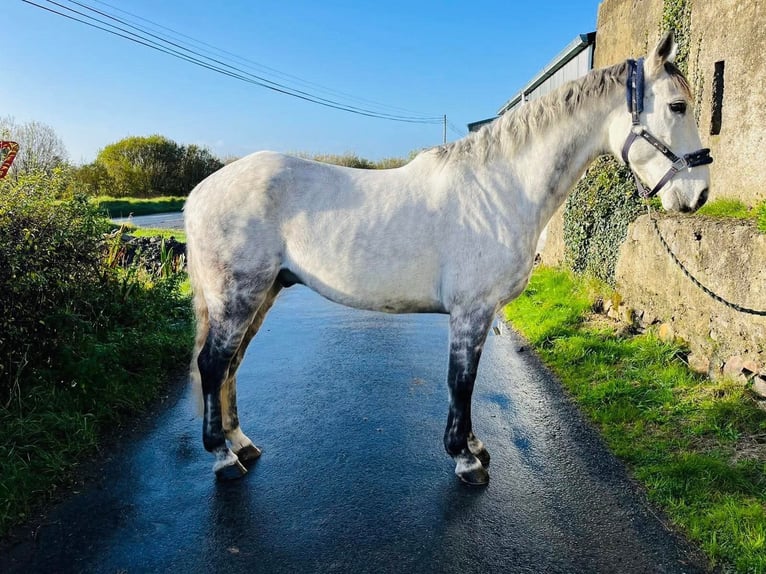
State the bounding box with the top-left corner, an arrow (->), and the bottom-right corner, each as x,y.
221,282 -> 282,465
444,305 -> 495,485
198,278 -> 277,480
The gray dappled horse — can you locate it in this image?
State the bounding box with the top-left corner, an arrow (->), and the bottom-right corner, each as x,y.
185,33 -> 711,485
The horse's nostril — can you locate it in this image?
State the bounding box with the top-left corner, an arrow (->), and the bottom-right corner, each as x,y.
698,187 -> 709,206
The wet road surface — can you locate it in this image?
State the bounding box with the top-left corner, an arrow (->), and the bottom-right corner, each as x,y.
1,287 -> 707,573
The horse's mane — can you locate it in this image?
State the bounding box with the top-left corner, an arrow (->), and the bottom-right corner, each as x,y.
422,58 -> 692,168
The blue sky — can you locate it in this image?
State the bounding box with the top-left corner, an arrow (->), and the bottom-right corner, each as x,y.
4,0 -> 602,164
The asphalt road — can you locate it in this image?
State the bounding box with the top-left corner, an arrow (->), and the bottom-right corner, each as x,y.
1,287 -> 707,574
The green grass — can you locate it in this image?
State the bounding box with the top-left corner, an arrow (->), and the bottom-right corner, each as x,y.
116,224 -> 186,242
93,196 -> 186,217
505,267 -> 766,573
696,198 -> 753,220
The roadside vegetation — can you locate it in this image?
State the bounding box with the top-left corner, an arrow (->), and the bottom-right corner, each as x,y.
0,168 -> 193,536
505,267 -> 766,573
72,135 -> 223,198
297,152 -> 411,170
119,224 -> 187,243
695,197 -> 766,233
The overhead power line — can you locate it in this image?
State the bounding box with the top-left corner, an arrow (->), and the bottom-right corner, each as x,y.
19,0 -> 444,124
447,121 -> 466,138
88,0 -> 433,118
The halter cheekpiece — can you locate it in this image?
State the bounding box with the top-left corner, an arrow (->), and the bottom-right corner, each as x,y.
621,58 -> 713,199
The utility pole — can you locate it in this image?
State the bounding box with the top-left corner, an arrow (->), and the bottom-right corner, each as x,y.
443,115 -> 447,145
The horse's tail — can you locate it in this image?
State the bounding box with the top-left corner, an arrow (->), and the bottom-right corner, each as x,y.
187,240 -> 208,416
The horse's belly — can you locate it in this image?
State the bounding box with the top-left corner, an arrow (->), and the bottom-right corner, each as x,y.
284,251 -> 445,314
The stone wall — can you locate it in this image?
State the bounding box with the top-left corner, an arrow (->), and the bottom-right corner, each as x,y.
688,0 -> 766,205
615,214 -> 766,381
592,0 -> 664,68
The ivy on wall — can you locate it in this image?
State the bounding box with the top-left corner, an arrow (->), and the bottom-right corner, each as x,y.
563,156 -> 644,285
660,0 -> 691,74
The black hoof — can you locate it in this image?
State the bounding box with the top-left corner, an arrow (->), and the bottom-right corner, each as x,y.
467,433 -> 490,467
457,464 -> 490,486
454,453 -> 490,486
236,444 -> 262,465
215,459 -> 247,481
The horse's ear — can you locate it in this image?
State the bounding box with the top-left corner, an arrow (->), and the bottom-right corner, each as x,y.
648,31 -> 678,75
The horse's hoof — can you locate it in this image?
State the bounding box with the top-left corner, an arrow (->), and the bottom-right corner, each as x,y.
236,444 -> 262,464
454,455 -> 490,486
214,458 -> 247,481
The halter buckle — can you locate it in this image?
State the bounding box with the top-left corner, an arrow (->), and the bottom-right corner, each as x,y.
671,157 -> 688,172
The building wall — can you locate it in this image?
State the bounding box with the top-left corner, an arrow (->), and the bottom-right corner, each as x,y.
689,0 -> 766,205
526,49 -> 593,103
500,38 -> 595,116
592,0 -> 664,68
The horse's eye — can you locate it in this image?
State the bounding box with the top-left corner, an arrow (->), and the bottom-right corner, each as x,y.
669,101 -> 687,115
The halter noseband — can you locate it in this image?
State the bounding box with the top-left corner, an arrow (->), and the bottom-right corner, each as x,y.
621,58 -> 713,199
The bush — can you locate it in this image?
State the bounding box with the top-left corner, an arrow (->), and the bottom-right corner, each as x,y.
0,170 -> 111,400
563,156 -> 644,285
0,169 -> 191,404
0,167 -> 193,533
92,135 -> 223,197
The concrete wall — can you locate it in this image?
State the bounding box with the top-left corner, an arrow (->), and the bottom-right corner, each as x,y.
689,0 -> 766,205
593,0 -> 664,68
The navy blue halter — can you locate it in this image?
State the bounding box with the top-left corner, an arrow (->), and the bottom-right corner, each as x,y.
621,58 -> 713,199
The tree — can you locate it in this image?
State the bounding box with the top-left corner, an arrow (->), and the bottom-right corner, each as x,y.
0,116 -> 68,177
178,144 -> 224,194
70,162 -> 114,197
96,135 -> 182,197
95,135 -> 222,197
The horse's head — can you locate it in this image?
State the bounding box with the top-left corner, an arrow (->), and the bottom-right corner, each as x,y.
610,33 -> 711,213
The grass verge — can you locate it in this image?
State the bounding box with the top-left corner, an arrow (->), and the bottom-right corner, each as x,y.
696,198 -> 753,220
92,196 -> 186,218
0,276 -> 193,537
117,224 -> 187,243
504,266 -> 766,573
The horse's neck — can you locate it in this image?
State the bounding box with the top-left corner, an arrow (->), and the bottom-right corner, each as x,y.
504,90 -> 622,231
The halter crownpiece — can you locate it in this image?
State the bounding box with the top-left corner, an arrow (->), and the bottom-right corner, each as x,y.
621,58 -> 713,199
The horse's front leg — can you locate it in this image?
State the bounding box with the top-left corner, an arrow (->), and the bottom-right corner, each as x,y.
444,306 -> 494,485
